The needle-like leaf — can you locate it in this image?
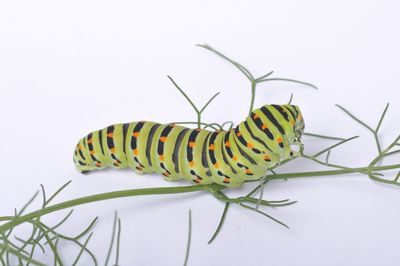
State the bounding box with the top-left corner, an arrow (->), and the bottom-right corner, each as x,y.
208,203 -> 230,244
183,210 -> 192,266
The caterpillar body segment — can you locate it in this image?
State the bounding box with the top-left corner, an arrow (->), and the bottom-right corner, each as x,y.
73,104 -> 305,188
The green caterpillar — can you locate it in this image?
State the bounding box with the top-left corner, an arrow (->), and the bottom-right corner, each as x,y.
73,104 -> 304,188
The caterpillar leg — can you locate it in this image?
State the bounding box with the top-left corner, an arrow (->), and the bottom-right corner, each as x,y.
73,139 -> 99,173
289,138 -> 304,157
131,157 -> 146,175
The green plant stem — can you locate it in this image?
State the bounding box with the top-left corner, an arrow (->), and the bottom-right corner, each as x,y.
370,135 -> 400,166
249,81 -> 256,115
167,76 -> 220,129
303,132 -> 346,141
0,185 -> 218,234
197,44 -> 317,116
0,243 -> 45,266
1,163 -> 399,234
197,115 -> 200,129
183,210 -> 192,266
104,212 -> 118,266
266,163 -> 400,180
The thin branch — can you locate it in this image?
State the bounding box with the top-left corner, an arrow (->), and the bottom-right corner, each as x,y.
257,78 -> 318,90
313,136 -> 359,158
200,92 -> 220,113
394,171 -> 400,183
167,76 -> 199,113
256,71 -> 274,81
0,184 -> 221,234
50,210 -> 74,231
17,191 -> 39,216
221,121 -> 234,130
288,93 -> 294,104
375,103 -> 390,132
303,132 -> 346,141
46,181 -> 72,206
71,217 -> 98,240
239,203 -> 289,229
104,212 -> 118,266
325,150 -> 331,164
35,224 -> 63,266
72,233 -> 93,266
384,149 -> 400,157
115,218 -> 121,266
208,203 -> 230,244
336,105 -> 374,132
183,210 -> 192,266
197,44 -> 254,81
0,243 -> 45,266
40,185 -> 47,209
374,103 -> 390,154
370,135 -> 400,166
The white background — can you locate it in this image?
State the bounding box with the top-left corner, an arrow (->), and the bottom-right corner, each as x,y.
1,0 -> 400,265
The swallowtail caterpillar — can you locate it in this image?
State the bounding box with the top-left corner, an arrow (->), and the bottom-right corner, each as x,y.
73,104 -> 304,188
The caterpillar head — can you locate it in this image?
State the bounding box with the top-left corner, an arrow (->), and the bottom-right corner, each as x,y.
292,105 -> 305,141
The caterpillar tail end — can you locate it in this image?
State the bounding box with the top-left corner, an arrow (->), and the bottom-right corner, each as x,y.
73,141 -> 97,174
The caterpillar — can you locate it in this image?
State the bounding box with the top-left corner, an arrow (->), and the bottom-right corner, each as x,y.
73,104 -> 305,188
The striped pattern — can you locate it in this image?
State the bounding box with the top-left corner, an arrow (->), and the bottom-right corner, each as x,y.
73,104 -> 305,187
